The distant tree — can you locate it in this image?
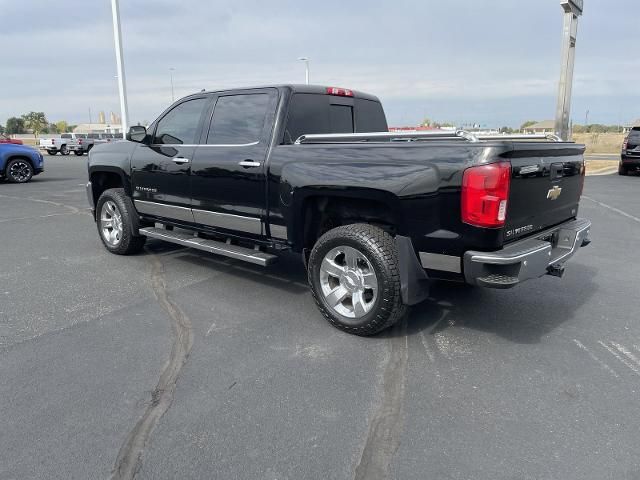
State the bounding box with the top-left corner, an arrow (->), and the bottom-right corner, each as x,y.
0,124 -> 4,135
421,117 -> 432,127
22,112 -> 48,138
5,117 -> 25,134
440,122 -> 455,128
55,120 -> 69,133
520,120 -> 537,131
499,126 -> 514,134
68,124 -> 77,132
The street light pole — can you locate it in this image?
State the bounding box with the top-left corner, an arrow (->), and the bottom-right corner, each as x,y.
555,0 -> 583,141
169,68 -> 175,102
110,0 -> 129,135
298,57 -> 310,85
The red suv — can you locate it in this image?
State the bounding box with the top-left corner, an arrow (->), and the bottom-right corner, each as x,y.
0,134 -> 23,145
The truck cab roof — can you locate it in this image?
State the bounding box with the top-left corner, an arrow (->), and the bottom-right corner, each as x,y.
182,84 -> 381,102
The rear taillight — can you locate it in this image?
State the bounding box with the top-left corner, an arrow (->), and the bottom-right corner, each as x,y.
579,162 -> 586,198
461,162 -> 511,228
623,137 -> 628,151
78,139 -> 83,145
51,139 -> 55,144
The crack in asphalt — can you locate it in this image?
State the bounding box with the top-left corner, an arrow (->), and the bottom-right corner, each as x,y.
111,251 -> 193,480
354,320 -> 408,480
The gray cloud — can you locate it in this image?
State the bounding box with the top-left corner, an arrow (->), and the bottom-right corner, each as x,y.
1,0 -> 637,127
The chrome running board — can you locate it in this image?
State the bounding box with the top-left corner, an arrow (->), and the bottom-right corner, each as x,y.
139,227 -> 278,266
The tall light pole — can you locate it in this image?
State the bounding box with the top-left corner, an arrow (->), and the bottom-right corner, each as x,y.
555,0 -> 583,141
110,0 -> 129,134
169,67 -> 175,102
298,57 -> 310,85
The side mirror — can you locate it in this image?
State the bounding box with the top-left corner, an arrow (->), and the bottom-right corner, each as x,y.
127,125 -> 147,143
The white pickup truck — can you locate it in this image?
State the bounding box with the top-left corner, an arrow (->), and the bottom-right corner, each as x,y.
39,134 -> 78,156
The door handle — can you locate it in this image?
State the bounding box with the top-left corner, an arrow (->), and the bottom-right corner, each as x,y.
172,157 -> 190,164
239,160 -> 261,168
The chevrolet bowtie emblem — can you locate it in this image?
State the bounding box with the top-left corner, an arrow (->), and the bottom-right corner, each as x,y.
547,186 -> 563,200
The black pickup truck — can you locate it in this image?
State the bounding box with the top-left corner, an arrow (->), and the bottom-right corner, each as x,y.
86,85 -> 591,336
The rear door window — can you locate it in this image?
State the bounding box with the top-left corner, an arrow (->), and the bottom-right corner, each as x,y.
206,94 -> 272,145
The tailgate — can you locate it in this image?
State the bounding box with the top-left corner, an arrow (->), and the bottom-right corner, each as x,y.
504,142 -> 585,242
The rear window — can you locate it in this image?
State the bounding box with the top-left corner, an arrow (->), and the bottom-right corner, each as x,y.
628,128 -> 640,141
61,134 -> 71,138
283,93 -> 387,144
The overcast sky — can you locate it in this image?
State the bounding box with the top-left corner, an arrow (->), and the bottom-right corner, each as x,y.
0,0 -> 637,128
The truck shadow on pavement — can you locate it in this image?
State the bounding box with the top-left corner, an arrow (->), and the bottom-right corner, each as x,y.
146,240 -> 598,345
403,262 -> 599,345
149,242 -> 310,296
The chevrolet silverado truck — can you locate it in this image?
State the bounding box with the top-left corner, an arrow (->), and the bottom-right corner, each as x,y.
86,85 -> 591,336
39,134 -> 77,156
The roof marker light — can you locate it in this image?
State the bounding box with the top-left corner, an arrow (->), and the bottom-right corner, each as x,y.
326,87 -> 353,97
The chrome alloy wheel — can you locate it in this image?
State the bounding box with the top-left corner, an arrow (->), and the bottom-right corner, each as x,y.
9,160 -> 32,182
319,246 -> 378,318
100,200 -> 124,246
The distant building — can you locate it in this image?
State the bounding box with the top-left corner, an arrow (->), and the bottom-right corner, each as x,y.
109,111 -> 122,124
73,123 -> 123,134
389,126 -> 442,133
523,120 -> 556,134
98,111 -> 106,124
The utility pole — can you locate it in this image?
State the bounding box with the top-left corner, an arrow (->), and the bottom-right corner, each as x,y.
298,57 -> 310,85
110,0 -> 129,134
584,109 -> 589,126
169,68 -> 175,102
555,0 -> 583,140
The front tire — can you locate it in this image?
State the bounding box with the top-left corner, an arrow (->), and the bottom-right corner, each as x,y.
5,158 -> 34,183
96,188 -> 146,255
308,224 -> 406,336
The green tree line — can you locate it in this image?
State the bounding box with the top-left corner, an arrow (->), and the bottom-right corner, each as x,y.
1,112 -> 76,136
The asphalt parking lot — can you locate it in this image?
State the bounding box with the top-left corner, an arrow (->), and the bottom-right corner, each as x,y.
1,155 -> 639,480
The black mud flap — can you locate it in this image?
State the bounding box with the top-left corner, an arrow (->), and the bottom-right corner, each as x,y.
395,235 -> 430,306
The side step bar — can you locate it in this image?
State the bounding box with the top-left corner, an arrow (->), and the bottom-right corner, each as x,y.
139,227 -> 278,266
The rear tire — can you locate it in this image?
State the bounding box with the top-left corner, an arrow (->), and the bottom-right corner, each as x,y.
96,188 -> 146,255
47,149 -> 57,156
74,150 -> 83,156
60,145 -> 69,156
308,224 -> 406,336
619,165 -> 628,176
